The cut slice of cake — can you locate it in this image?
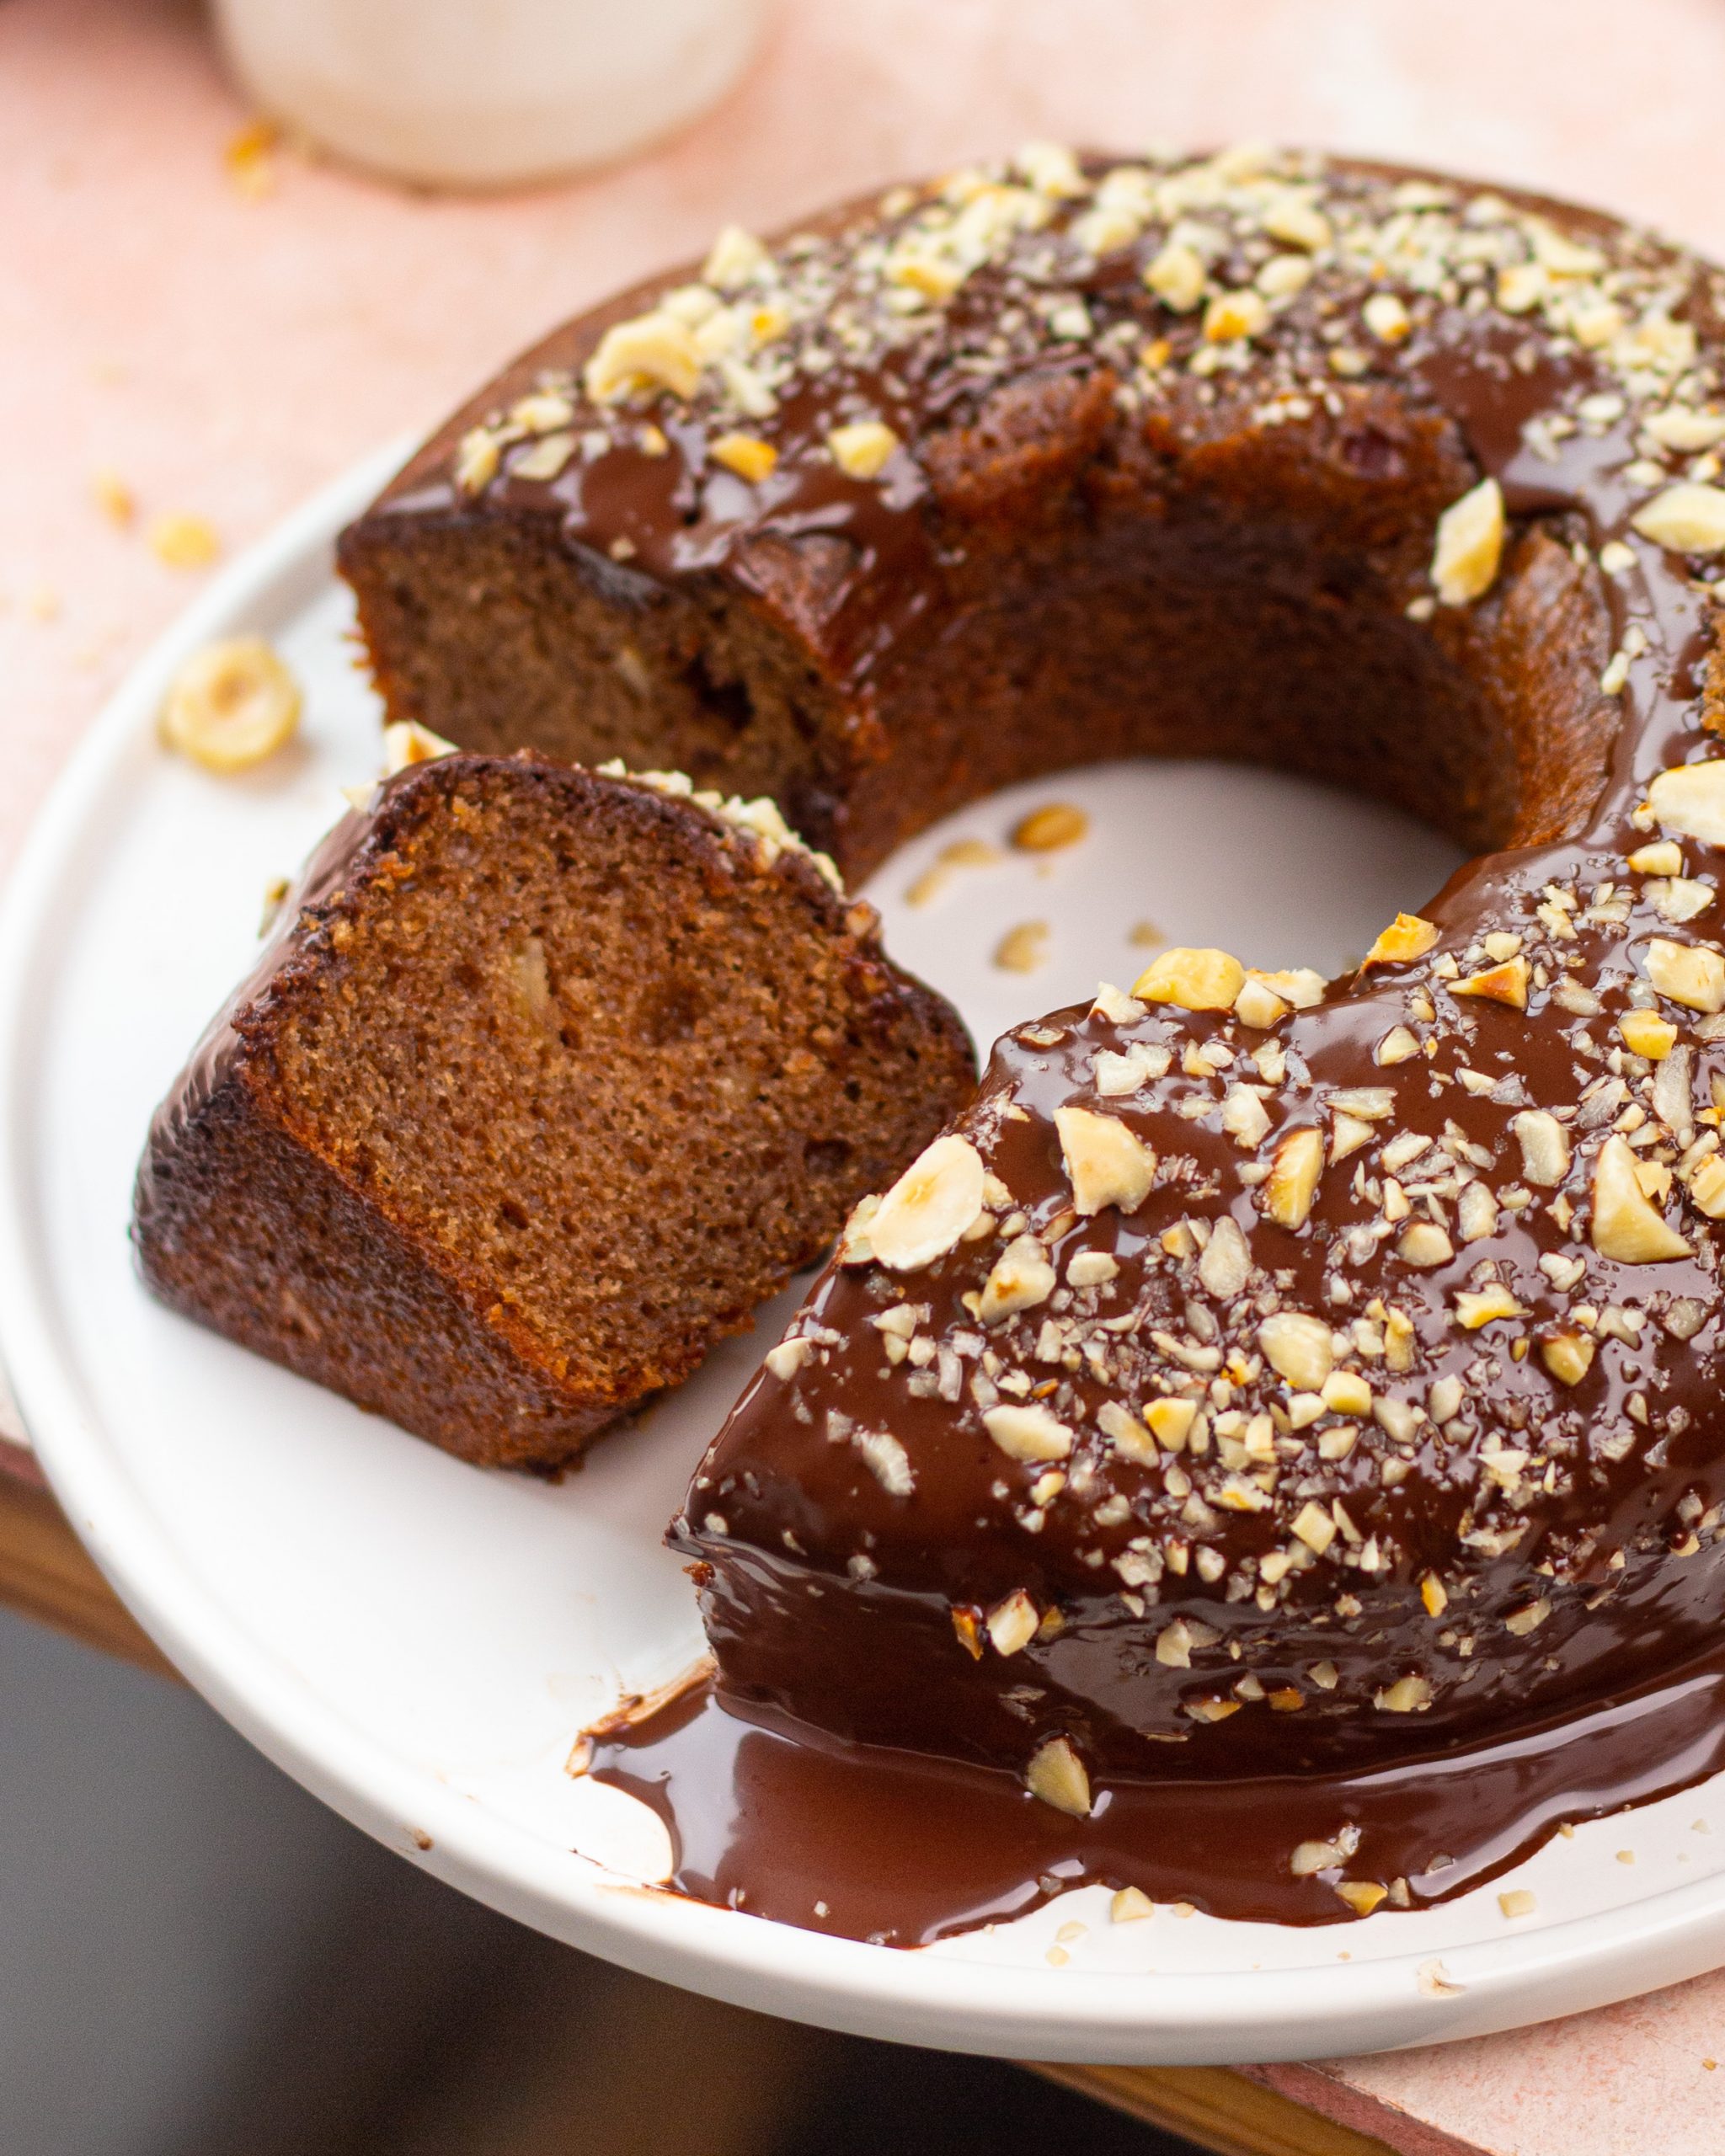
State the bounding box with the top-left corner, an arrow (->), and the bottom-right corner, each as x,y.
135,752 -> 974,1470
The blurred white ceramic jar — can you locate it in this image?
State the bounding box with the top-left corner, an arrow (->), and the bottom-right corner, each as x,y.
214,0 -> 770,189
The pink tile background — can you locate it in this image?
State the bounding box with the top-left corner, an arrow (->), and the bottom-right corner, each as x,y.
8,0 -> 1725,2145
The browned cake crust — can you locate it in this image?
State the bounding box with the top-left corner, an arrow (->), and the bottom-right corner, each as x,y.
134,754 -> 973,1470
339,144 -> 1725,1806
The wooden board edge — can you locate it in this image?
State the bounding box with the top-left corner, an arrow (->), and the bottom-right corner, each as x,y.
0,1449 -> 178,1678
1029,2063 -> 1402,2156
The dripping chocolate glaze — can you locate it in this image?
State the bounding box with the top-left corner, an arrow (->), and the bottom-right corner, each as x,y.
367,152 -> 1725,1927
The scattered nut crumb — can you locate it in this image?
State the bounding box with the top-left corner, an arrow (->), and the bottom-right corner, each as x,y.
994,921 -> 1050,973
149,512 -> 221,570
258,873 -> 291,937
224,119 -> 278,200
1127,920 -> 1163,949
1498,1888 -> 1537,1918
1012,802 -> 1090,852
91,467 -> 135,527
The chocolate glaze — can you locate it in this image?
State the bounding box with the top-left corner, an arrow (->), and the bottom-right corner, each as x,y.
590,1646 -> 1725,1941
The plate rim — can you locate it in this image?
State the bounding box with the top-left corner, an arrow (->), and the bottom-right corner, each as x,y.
5,446 -> 1725,2064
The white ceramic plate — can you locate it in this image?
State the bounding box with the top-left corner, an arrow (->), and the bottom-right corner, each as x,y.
5,447 -> 1725,2065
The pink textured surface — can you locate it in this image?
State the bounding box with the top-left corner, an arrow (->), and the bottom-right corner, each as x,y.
9,1 -> 1725,2146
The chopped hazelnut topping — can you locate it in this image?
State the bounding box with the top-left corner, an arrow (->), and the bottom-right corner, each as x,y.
584,310 -> 702,403
1454,956 -> 1530,1010
1430,478 -> 1506,606
1632,483 -> 1725,554
1133,946 -> 1247,1011
985,1589 -> 1040,1656
1258,1311 -> 1334,1389
1365,915 -> 1439,967
868,1134 -> 986,1270
827,419 -> 901,480
1263,1127 -> 1326,1230
1026,1735 -> 1092,1817
709,431 -> 778,483
984,1402 -> 1075,1462
1055,1106 -> 1156,1215
1591,1134 -> 1692,1262
1646,937 -> 1725,1013
1649,760 -> 1725,846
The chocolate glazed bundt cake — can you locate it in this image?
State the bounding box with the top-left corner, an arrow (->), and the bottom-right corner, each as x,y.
135,752 -> 972,1470
344,143 -> 1725,1801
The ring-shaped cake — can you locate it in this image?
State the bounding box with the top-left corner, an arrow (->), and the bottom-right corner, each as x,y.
341,147 -> 1725,1849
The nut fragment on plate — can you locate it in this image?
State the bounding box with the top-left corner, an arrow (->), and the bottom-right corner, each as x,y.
159,637 -> 301,773
1011,802 -> 1090,851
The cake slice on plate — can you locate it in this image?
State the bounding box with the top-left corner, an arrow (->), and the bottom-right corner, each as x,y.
135,750 -> 973,1470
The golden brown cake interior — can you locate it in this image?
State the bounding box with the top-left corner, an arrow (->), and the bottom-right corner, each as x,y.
136,755 -> 973,1468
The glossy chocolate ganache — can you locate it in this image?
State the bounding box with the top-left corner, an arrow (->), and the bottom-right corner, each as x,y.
357,143 -> 1725,1928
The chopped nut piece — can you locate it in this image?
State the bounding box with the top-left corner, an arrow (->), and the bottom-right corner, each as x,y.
1291,1501 -> 1337,1555
1648,760 -> 1725,847
1455,1285 -> 1523,1329
979,1235 -> 1059,1323
1631,483 -> 1725,554
1197,1214 -> 1251,1299
984,1402 -> 1075,1462
1263,1127 -> 1326,1230
1026,1735 -> 1092,1817
1454,956 -> 1530,1010
1362,914 -> 1440,965
1144,241 -> 1206,312
1258,1311 -> 1334,1389
1513,1109 -> 1572,1185
1144,1397 -> 1199,1453
160,636 -> 300,773
1688,1155 -> 1725,1219
1233,975 -> 1289,1028
584,310 -> 702,403
765,1335 -> 814,1382
1629,840 -> 1685,877
1335,1880 -> 1388,1916
1220,1084 -> 1272,1150
1133,946 -> 1247,1011
1590,1134 -> 1692,1262
1421,1573 -> 1449,1618
1498,1888 -> 1538,1919
1110,1886 -> 1155,1924
1322,1369 -> 1373,1415
1620,1008 -> 1679,1059
1012,802 -> 1089,851
1646,937 -> 1725,1013
1374,1674 -> 1434,1713
382,720 -> 458,774
827,419 -> 902,479
1398,1221 -> 1454,1268
1541,1330 -> 1595,1385
986,1589 -> 1040,1657
148,510 -> 221,568
1055,1106 -> 1156,1215
702,223 -> 769,291
709,431 -> 778,483
1363,292 -> 1411,343
1203,288 -> 1270,343
1375,1026 -> 1420,1065
1431,478 -> 1506,606
868,1134 -> 986,1270
994,921 -> 1050,973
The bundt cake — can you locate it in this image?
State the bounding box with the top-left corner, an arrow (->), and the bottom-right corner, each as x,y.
134,750 -> 973,1470
341,143 -> 1725,1806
